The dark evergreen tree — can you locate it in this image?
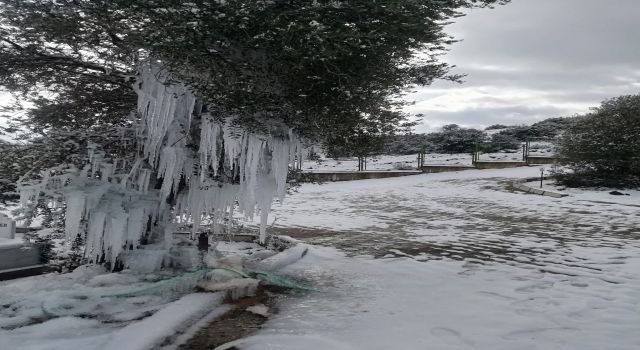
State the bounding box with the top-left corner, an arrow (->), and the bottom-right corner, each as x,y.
556,94 -> 640,188
426,124 -> 485,153
484,132 -> 520,152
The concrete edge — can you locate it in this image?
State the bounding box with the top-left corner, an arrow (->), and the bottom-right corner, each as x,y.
510,178 -> 568,198
0,264 -> 48,281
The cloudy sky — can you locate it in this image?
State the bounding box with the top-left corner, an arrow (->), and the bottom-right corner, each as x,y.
405,0 -> 640,133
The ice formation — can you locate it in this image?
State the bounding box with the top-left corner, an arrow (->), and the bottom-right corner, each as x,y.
18,63 -> 300,268
135,64 -> 300,243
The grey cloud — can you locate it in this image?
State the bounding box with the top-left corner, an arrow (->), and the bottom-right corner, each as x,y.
406,0 -> 640,132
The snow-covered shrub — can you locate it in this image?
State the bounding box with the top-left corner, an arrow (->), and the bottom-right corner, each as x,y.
427,124 -> 485,154
483,133 -> 521,153
556,94 -> 640,188
393,162 -> 416,170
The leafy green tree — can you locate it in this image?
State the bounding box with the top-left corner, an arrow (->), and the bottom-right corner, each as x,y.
1,0 -> 508,138
426,124 -> 485,153
485,124 -> 509,130
495,117 -> 573,142
557,94 -> 640,187
326,110 -> 413,169
483,132 -> 520,152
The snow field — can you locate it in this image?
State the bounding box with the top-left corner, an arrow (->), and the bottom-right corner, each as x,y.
302,148 -> 554,172
0,264 -> 224,350
232,166 -> 640,349
221,246 -> 640,350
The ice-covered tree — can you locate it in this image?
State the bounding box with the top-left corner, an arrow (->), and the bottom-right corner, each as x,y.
1,0 -> 509,267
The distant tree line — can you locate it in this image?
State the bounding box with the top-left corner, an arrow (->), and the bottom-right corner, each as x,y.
384,117 -> 573,155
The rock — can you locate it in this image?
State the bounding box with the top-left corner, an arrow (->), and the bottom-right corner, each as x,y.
246,303 -> 270,317
609,191 -> 628,196
197,278 -> 260,300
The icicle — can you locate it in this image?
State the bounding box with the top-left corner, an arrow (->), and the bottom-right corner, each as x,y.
86,211 -> 107,262
137,169 -> 151,194
106,205 -> 129,264
120,158 -> 143,190
100,163 -> 114,183
127,207 -> 147,247
64,191 -> 86,241
199,116 -> 221,177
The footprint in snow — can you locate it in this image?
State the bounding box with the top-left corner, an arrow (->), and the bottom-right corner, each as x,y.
476,291 -> 517,301
430,327 -> 473,346
502,327 -> 580,340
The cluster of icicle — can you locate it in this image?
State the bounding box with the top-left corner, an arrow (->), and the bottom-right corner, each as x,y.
18,147 -> 159,265
18,63 -> 301,267
135,64 -> 301,243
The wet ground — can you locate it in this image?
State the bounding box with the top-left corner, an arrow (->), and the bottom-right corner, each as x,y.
202,168 -> 640,349
179,286 -> 285,350
270,169 -> 640,284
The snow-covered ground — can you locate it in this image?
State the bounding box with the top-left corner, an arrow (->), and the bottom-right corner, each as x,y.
3,165 -> 638,350
0,263 -> 235,350
0,239 -> 289,350
0,235 -> 23,249
228,167 -> 640,349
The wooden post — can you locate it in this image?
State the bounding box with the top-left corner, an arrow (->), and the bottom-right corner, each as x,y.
418,146 -> 426,168
472,143 -> 479,164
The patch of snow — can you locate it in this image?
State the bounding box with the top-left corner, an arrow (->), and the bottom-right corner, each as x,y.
0,235 -> 23,249
221,245 -> 640,350
304,152 -> 532,172
229,166 -> 640,349
246,303 -> 270,317
101,293 -> 223,350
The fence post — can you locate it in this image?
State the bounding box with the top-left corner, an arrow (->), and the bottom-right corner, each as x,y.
472,142 -> 479,165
